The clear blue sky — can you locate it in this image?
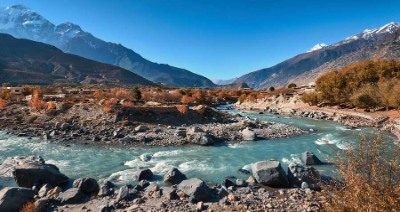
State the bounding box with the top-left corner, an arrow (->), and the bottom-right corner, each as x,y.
1,0 -> 400,80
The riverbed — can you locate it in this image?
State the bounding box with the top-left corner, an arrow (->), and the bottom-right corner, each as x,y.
0,108 -> 397,188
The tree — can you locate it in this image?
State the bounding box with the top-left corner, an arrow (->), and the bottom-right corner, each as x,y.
132,87 -> 142,100
2,82 -> 12,87
269,87 -> 275,92
288,83 -> 297,88
0,98 -> 7,109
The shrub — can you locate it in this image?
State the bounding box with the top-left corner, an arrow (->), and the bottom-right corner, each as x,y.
20,201 -> 37,212
121,101 -> 133,107
132,87 -> 142,100
181,95 -> 193,105
30,89 -> 45,110
0,90 -> 13,100
350,84 -> 379,108
323,134 -> 400,211
93,91 -> 106,99
0,98 -> 7,109
269,86 -> 275,92
176,105 -> 189,114
301,92 -> 320,106
288,83 -> 297,88
47,101 -> 56,110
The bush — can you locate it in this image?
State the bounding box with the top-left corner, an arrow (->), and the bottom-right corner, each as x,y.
0,98 -> 7,109
20,201 -> 37,212
176,105 -> 189,114
323,134 -> 400,211
288,83 -> 297,88
301,92 -> 320,106
269,86 -> 275,92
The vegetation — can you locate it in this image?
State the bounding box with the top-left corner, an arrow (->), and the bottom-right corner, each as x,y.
303,60 -> 400,110
0,98 -> 7,109
288,83 -> 297,88
323,134 -> 400,211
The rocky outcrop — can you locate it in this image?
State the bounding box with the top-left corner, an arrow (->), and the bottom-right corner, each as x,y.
57,188 -> 86,204
302,151 -> 323,165
73,178 -> 99,194
251,160 -> 289,187
0,156 -> 68,188
287,163 -> 321,190
177,178 -> 210,203
163,168 -> 187,186
0,187 -> 35,212
135,169 -> 153,181
241,128 -> 257,141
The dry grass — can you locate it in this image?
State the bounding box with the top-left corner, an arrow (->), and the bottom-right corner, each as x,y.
0,98 -> 7,109
322,134 -> 400,211
176,105 -> 189,114
20,201 -> 37,212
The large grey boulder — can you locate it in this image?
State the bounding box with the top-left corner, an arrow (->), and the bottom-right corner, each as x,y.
251,160 -> 289,187
72,178 -> 99,194
136,169 -> 153,181
164,168 -> 187,186
287,163 -> 321,190
57,188 -> 86,204
242,128 -> 256,141
98,181 -> 115,197
0,187 -> 35,212
302,151 -> 323,165
0,156 -> 68,188
177,178 -> 209,203
187,133 -> 214,146
116,185 -> 129,201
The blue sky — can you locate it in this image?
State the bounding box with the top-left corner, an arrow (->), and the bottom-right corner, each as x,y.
1,0 -> 400,79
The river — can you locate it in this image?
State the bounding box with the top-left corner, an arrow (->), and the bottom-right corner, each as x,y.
0,107 -> 397,188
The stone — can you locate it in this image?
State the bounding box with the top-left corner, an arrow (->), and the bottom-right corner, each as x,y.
164,168 -> 187,186
196,201 -> 204,211
187,127 -> 204,135
139,153 -> 153,162
116,185 -> 129,201
178,178 -> 210,203
0,156 -> 69,188
119,137 -> 135,144
135,125 -> 149,132
72,178 -> 99,194
246,176 -> 257,185
34,197 -> 50,212
235,179 -> 247,187
38,184 -> 52,198
188,133 -> 214,146
241,128 -> 256,141
46,186 -> 62,198
228,193 -> 238,201
175,129 -> 186,137
0,187 -> 35,212
251,160 -> 289,187
98,181 -> 115,197
287,163 -> 321,190
217,187 -> 229,198
302,151 -> 323,165
92,135 -> 101,142
163,187 -> 177,200
138,180 -> 150,189
221,178 -> 235,188
57,188 -> 86,204
136,169 -> 153,181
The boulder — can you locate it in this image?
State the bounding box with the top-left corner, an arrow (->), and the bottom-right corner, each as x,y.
46,186 -> 62,198
0,187 -> 35,212
175,129 -> 186,137
98,181 -> 115,197
251,160 -> 289,187
0,156 -> 68,188
136,169 -> 153,181
287,163 -> 321,190
135,125 -> 149,132
187,133 -> 214,146
177,178 -> 210,203
116,185 -> 129,201
72,178 -> 99,194
57,188 -> 86,204
241,128 -> 256,141
38,184 -> 52,198
236,179 -> 247,187
164,168 -> 187,186
140,153 -> 153,162
187,127 -> 204,135
163,187 -> 177,200
302,151 -> 323,165
221,178 -> 235,188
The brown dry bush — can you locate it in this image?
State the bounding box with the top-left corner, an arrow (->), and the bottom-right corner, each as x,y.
0,98 -> 7,109
323,134 -> 400,211
30,89 -> 45,110
47,101 -> 56,110
176,105 -> 189,114
20,201 -> 37,212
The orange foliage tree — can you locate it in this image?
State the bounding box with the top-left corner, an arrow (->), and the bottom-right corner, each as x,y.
0,98 -> 7,109
30,89 -> 45,110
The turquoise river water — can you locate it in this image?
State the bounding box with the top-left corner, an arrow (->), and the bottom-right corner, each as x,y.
0,107 -> 397,188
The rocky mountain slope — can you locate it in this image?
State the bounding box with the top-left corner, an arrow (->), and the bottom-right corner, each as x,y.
0,33 -> 155,85
0,4 -> 215,87
235,22 -> 400,88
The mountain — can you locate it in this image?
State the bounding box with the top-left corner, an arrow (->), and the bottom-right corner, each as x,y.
235,22 -> 400,88
0,4 -> 215,88
0,33 -> 156,86
212,78 -> 237,85
307,43 -> 328,52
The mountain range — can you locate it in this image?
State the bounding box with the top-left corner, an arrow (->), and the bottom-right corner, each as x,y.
0,33 -> 155,86
0,4 -> 215,88
234,22 -> 400,88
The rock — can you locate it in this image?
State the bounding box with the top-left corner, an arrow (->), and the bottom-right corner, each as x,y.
135,125 -> 149,132
139,153 -> 152,162
302,151 -> 323,165
92,135 -> 101,142
241,128 -> 256,141
228,193 -> 238,201
98,181 -> 115,197
119,137 -> 135,144
117,185 -> 129,201
138,180 -> 150,189
222,178 -> 235,188
188,133 -> 214,146
163,187 -> 177,200
0,156 -> 69,188
251,160 -> 289,187
196,201 -> 204,211
235,179 -> 247,187
164,168 -> 187,186
0,187 -> 35,212
287,163 -> 321,190
246,176 -> 256,185
135,169 -> 153,181
72,178 -> 99,194
217,187 -> 229,198
187,127 -> 204,135
57,188 -> 86,204
60,123 -> 70,131
46,186 -> 62,198
175,129 -> 186,137
34,197 -> 50,212
177,178 -> 210,203
38,184 -> 52,198
237,168 -> 251,175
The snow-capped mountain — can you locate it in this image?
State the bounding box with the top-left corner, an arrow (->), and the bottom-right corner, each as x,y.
307,43 -> 328,52
235,22 -> 400,88
0,4 -> 216,87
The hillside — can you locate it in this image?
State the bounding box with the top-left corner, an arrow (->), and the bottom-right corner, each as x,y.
0,4 -> 215,87
0,33 -> 156,85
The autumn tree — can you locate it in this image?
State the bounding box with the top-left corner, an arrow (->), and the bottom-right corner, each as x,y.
0,98 -> 7,109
